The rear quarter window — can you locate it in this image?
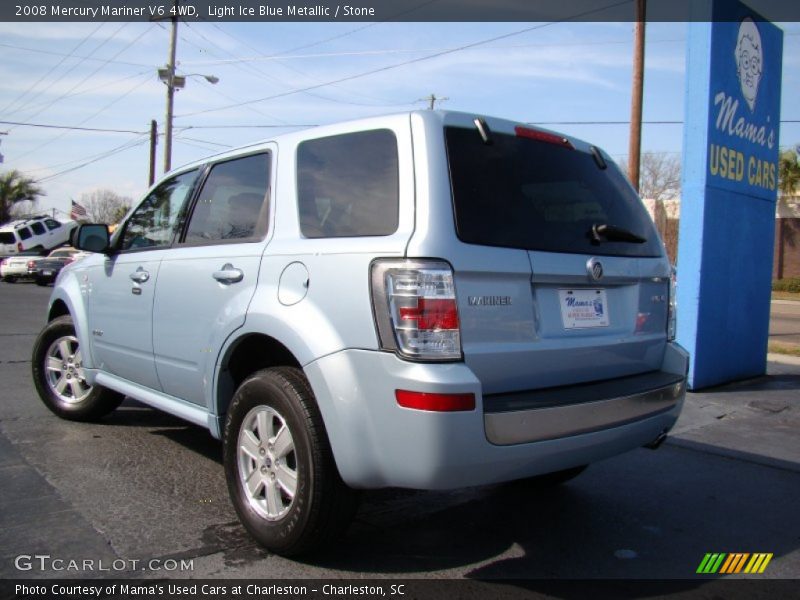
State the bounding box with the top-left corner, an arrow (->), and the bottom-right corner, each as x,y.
297,129 -> 399,238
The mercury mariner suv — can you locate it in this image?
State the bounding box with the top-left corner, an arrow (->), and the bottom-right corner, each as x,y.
31,111 -> 688,556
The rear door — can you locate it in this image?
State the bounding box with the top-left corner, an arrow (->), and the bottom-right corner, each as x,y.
444,117 -> 671,395
152,150 -> 273,406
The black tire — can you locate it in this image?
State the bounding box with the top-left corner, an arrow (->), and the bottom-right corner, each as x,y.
31,315 -> 124,421
223,367 -> 358,556
5,276 -> 16,283
35,277 -> 49,286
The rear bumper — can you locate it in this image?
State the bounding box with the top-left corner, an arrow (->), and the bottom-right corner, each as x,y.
484,372 -> 685,445
304,343 -> 688,490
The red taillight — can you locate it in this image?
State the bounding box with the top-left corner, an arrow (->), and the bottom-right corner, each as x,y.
27,260 -> 36,268
17,242 -> 24,252
514,126 -> 574,149
371,260 -> 462,360
398,298 -> 459,331
395,390 -> 475,412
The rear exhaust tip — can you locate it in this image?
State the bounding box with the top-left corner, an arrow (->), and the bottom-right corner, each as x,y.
644,430 -> 669,450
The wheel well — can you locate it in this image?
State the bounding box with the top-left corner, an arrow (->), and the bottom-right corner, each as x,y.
48,300 -> 70,321
216,334 -> 301,419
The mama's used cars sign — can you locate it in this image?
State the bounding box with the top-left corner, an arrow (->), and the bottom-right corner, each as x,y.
677,0 -> 783,389
706,6 -> 782,198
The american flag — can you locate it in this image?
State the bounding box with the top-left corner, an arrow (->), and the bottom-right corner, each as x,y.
70,200 -> 87,221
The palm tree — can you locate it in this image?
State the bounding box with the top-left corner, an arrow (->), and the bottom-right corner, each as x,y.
0,170 -> 44,224
776,150 -> 800,279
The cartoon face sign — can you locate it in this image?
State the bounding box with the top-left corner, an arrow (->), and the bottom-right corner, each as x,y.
735,17 -> 763,112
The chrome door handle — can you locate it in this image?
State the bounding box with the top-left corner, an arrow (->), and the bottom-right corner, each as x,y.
213,264 -> 244,284
129,268 -> 150,283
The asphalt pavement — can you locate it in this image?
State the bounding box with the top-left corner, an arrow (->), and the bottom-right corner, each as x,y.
0,282 -> 798,583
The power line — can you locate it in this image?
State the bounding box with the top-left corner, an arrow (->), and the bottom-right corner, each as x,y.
178,37 -> 686,67
0,22 -> 107,116
27,135 -> 149,173
9,72 -> 153,164
159,21 -> 289,124
2,69 -> 151,119
0,120 -> 146,134
35,136 -> 150,183
205,22 -> 414,108
177,0 -> 633,119
199,0 -> 444,107
13,24 -> 153,129
178,124 -> 315,129
0,41 -> 154,68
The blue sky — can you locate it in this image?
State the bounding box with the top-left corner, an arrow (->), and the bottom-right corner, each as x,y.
0,19 -> 798,219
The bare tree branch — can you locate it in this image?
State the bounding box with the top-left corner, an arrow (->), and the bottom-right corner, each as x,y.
79,189 -> 133,224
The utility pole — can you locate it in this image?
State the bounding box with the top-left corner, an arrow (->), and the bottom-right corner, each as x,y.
628,0 -> 646,193
163,4 -> 179,174
421,93 -> 448,110
149,120 -> 158,186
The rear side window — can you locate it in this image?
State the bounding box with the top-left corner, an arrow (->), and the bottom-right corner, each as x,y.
297,129 -> 399,238
445,126 -> 662,257
183,153 -> 270,244
0,232 -> 16,244
18,227 -> 32,241
30,222 -> 46,235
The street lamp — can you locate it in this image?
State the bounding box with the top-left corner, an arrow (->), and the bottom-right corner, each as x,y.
158,66 -> 219,173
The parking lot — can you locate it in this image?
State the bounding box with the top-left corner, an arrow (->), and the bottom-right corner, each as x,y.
1,282 -> 798,582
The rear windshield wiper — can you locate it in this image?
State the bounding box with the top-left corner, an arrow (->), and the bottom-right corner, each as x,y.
590,223 -> 647,244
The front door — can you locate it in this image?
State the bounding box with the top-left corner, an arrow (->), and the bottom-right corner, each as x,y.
87,170 -> 199,391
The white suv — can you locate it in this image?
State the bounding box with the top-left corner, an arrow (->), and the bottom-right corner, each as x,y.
0,216 -> 78,255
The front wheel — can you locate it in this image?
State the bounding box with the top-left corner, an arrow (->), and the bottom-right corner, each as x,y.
223,367 -> 358,556
31,315 -> 123,421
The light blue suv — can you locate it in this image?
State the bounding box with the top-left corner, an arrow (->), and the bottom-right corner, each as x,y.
31,111 -> 688,556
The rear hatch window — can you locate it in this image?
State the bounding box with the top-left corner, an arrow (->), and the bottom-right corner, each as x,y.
0,232 -> 17,244
445,126 -> 661,258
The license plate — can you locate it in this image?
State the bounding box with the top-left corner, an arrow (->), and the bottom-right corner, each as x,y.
558,289 -> 609,329
42,270 -> 53,276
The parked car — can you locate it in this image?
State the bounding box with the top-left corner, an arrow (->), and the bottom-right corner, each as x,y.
1,249 -> 48,282
30,247 -> 88,286
0,216 -> 79,256
31,111 -> 688,556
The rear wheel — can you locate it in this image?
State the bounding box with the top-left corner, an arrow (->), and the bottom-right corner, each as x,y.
223,367 -> 358,556
35,277 -> 49,286
4,276 -> 16,283
31,315 -> 123,421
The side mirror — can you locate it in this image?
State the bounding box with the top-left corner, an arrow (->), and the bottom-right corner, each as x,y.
74,224 -> 111,254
